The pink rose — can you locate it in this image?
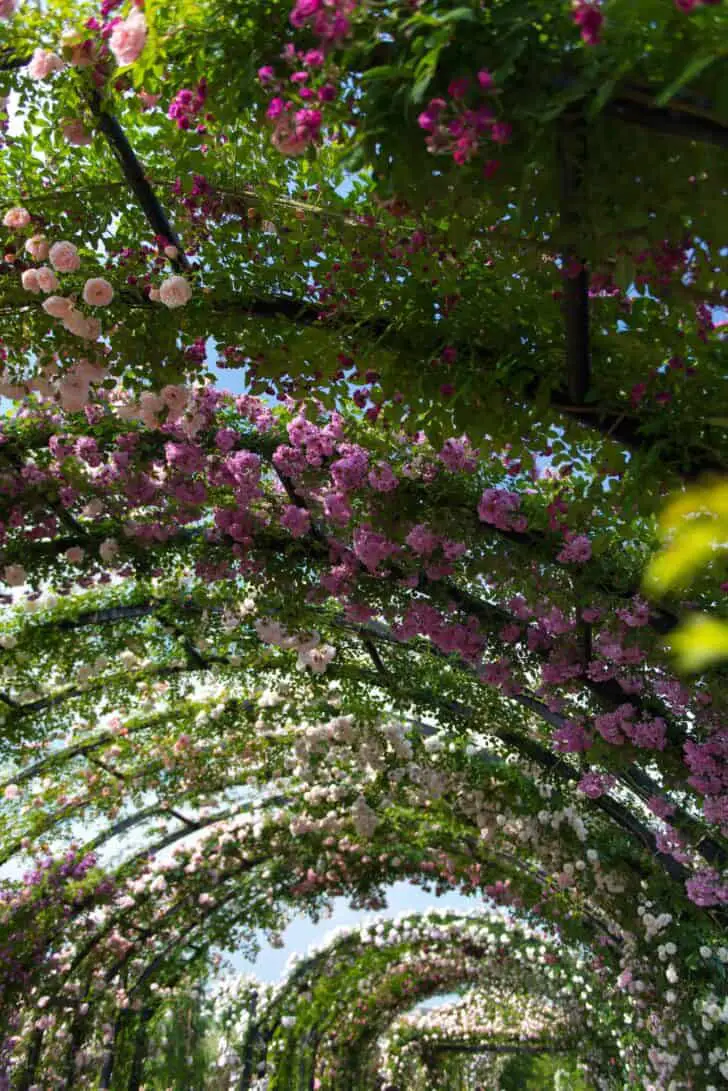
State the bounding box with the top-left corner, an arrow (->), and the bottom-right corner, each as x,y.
3,784 -> 20,800
49,240 -> 80,272
21,269 -> 40,293
42,295 -> 74,318
36,267 -> 59,293
25,235 -> 48,261
148,287 -> 161,301
62,309 -> 89,336
62,311 -> 101,340
82,277 -> 114,306
65,546 -> 85,565
3,207 -> 30,229
0,0 -> 18,21
62,120 -> 93,146
109,9 -> 147,67
159,275 -> 192,308
138,90 -> 161,111
57,376 -> 89,413
27,48 -> 64,80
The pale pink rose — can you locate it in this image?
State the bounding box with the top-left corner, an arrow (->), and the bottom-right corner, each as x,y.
62,310 -> 101,340
0,378 -> 25,399
3,564 -> 26,587
49,240 -> 80,272
62,309 -> 87,335
109,9 -> 147,66
36,267 -> 59,293
82,277 -> 114,307
99,538 -> 119,563
139,391 -> 163,426
76,358 -> 107,383
27,48 -> 64,81
21,269 -> 40,293
63,309 -> 86,333
25,235 -> 49,261
84,316 -> 102,341
138,90 -> 160,111
57,375 -> 90,413
148,287 -> 161,302
42,295 -> 74,318
65,546 -> 85,564
62,120 -> 93,146
0,0 -> 18,21
159,275 -> 192,308
161,384 -> 188,420
3,207 -> 30,229
68,40 -> 95,68
164,245 -> 178,259
3,784 -> 21,800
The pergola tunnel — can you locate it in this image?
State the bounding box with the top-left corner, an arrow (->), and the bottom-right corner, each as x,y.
0,1 -> 728,1089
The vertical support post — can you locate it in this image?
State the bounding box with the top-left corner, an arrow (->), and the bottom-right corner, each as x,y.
98,1015 -> 124,1089
127,1007 -> 153,1091
238,990 -> 258,1091
15,1027 -> 43,1091
62,1005 -> 88,1090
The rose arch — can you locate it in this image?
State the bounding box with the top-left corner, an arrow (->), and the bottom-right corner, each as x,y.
1,0 -> 728,1088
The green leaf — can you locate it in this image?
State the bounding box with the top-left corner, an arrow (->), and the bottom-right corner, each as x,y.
587,59 -> 633,118
655,52 -> 726,107
437,6 -> 477,25
359,65 -> 405,83
410,71 -> 436,104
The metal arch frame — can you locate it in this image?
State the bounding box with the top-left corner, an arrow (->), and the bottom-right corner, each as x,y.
1,595 -> 721,898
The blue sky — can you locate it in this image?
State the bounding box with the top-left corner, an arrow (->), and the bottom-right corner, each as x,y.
224,881 -> 484,983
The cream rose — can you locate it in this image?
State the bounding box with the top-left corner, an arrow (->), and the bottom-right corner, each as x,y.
3,564 -> 26,587
21,269 -> 40,293
36,266 -> 59,293
158,275 -> 192,308
25,235 -> 49,261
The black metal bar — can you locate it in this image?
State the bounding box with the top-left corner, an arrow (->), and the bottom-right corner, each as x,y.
89,91 -> 189,272
609,95 -> 728,150
127,1007 -> 154,1091
98,1015 -> 124,1089
15,1027 -> 43,1091
558,117 -> 591,406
